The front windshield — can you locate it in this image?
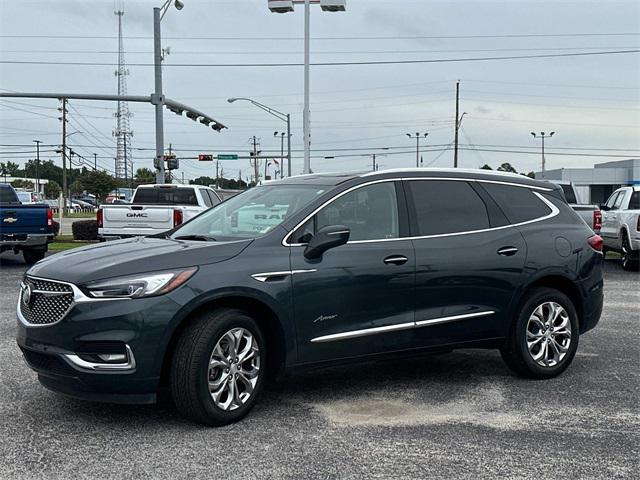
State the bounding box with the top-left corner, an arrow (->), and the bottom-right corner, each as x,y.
172,184 -> 328,240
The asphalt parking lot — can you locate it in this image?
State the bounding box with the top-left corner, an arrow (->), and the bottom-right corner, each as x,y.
0,254 -> 638,479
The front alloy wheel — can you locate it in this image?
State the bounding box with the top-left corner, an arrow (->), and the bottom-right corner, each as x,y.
171,309 -> 265,426
208,328 -> 260,411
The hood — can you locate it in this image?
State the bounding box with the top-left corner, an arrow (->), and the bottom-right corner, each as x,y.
27,236 -> 252,285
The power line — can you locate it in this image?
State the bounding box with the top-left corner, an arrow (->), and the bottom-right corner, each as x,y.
1,49 -> 638,67
1,32 -> 638,40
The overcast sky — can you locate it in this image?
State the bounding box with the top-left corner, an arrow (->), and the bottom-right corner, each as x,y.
1,0 -> 639,182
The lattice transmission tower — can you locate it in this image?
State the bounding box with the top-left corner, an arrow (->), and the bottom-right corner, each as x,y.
113,9 -> 134,182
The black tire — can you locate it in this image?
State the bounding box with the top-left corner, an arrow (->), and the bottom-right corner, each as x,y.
620,235 -> 639,272
500,287 -> 579,379
170,308 -> 265,426
23,249 -> 46,264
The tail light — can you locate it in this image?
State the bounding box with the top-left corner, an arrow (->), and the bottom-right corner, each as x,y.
587,234 -> 603,252
46,208 -> 53,227
173,209 -> 183,227
593,210 -> 602,231
97,208 -> 103,228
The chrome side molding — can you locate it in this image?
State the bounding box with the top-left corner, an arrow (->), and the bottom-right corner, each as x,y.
310,310 -> 496,343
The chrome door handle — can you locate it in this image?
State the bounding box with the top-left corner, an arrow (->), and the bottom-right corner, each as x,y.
497,246 -> 518,256
383,255 -> 408,265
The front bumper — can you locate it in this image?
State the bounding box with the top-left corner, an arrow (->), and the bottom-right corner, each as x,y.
16,288 -> 184,404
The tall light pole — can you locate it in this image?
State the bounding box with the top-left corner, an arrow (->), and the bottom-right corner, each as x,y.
153,0 -> 185,184
407,132 -> 428,168
268,0 -> 346,174
531,131 -> 555,177
228,97 -> 291,176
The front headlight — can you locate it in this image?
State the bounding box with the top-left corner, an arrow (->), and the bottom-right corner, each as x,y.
83,267 -> 198,299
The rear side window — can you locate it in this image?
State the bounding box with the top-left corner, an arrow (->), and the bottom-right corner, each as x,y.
133,188 -> 199,206
613,191 -> 625,209
406,180 -> 490,236
200,189 -> 213,207
482,183 -> 550,224
628,192 -> 640,210
207,190 -> 221,206
605,191 -> 620,209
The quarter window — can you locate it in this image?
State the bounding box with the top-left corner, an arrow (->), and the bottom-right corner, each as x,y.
407,180 -> 490,236
481,183 -> 551,224
200,189 -> 213,207
296,182 -> 400,242
604,191 -> 620,209
628,192 -> 640,210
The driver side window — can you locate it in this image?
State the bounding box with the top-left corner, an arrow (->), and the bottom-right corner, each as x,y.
293,182 -> 399,243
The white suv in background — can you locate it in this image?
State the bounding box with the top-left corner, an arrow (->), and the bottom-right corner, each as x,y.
601,185 -> 640,271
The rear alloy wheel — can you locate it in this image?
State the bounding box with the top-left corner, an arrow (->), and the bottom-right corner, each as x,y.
501,287 -> 579,379
170,309 -> 265,426
621,235 -> 639,271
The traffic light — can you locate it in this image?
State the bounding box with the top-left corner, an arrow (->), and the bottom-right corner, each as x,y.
198,154 -> 213,162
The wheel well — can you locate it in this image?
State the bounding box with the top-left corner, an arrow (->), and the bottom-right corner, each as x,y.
159,296 -> 287,387
522,275 -> 584,327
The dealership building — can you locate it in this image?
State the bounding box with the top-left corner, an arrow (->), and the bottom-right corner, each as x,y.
535,159 -> 640,205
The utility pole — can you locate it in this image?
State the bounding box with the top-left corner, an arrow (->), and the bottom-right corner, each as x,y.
60,98 -> 68,212
153,6 -> 166,184
531,131 -> 555,177
407,132 -> 428,168
454,80 -> 460,168
275,131 -> 286,179
372,153 -> 376,172
93,153 -> 97,171
33,139 -> 41,193
215,158 -> 219,188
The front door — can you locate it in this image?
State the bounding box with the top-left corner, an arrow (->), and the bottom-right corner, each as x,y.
289,181 -> 416,364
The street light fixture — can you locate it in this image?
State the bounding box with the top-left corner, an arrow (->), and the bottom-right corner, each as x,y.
267,0 -> 347,175
407,132 -> 428,168
531,131 -> 555,177
227,97 -> 292,177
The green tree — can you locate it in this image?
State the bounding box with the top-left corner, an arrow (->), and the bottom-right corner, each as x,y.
11,179 -> 34,189
44,180 -> 61,199
134,168 -> 156,186
4,161 -> 21,176
71,170 -> 117,202
190,176 -> 216,186
497,162 -> 518,173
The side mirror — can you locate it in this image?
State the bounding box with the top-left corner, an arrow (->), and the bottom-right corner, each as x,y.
304,225 -> 350,259
599,204 -> 610,211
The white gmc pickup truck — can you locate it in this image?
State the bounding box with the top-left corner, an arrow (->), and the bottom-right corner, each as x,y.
98,184 -> 222,240
601,185 -> 640,271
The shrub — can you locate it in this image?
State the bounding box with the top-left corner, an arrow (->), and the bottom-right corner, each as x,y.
51,220 -> 60,237
72,220 -> 98,241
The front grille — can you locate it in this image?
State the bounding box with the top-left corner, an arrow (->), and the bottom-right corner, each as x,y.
19,277 -> 74,326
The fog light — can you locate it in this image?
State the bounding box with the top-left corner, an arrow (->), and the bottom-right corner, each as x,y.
97,353 -> 127,363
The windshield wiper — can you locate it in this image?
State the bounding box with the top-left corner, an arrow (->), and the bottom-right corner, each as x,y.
173,234 -> 217,242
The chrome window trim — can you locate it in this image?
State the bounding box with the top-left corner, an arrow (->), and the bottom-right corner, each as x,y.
283,177 -> 558,247
310,310 -> 495,343
62,344 -> 136,372
17,275 -> 129,328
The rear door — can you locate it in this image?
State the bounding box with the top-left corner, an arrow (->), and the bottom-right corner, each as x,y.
405,179 -> 527,344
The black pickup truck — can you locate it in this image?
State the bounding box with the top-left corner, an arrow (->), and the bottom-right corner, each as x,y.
0,184 -> 54,264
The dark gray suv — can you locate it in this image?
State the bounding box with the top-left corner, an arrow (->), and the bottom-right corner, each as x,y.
17,169 -> 604,426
